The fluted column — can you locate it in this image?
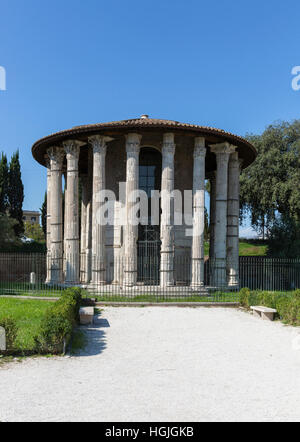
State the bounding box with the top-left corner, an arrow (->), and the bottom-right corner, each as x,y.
45,155 -> 51,284
85,190 -> 93,284
227,151 -> 241,287
63,140 -> 83,285
209,172 -> 216,284
191,137 -> 206,288
80,152 -> 93,284
124,133 -> 142,287
47,147 -> 64,285
209,172 -> 216,261
160,133 -> 175,287
80,175 -> 88,283
84,147 -> 93,284
89,135 -> 112,286
210,142 -> 236,287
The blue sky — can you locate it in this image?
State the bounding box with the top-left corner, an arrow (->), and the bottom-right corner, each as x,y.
0,0 -> 300,236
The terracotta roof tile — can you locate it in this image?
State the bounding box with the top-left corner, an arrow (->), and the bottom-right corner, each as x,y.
32,117 -> 257,168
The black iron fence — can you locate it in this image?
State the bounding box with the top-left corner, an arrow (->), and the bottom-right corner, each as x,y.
0,253 -> 299,301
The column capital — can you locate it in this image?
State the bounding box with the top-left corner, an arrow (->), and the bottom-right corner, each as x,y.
63,139 -> 85,159
126,133 -> 142,154
162,133 -> 176,156
229,150 -> 239,162
47,147 -> 64,169
210,142 -> 236,156
194,137 -> 206,158
89,135 -> 113,154
44,154 -> 51,169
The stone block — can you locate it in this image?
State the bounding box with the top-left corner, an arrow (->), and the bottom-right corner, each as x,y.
0,326 -> 6,351
79,307 -> 94,325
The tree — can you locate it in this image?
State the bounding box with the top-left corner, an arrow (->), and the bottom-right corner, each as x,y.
8,151 -> 24,236
240,120 -> 300,238
41,192 -> 47,237
0,153 -> 9,213
24,221 -> 45,243
268,215 -> 300,258
0,213 -> 18,248
204,207 -> 209,240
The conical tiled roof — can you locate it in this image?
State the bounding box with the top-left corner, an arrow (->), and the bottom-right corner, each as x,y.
32,116 -> 257,168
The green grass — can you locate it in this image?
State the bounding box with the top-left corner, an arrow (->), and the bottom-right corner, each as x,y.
92,293 -> 239,303
0,282 -> 61,298
204,240 -> 268,257
239,241 -> 268,256
0,298 -> 53,352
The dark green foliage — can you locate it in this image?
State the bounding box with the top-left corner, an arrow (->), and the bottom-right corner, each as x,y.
268,215 -> 300,258
239,287 -> 251,306
204,207 -> 209,240
41,192 -> 47,237
0,317 -> 18,351
0,153 -> 9,213
0,239 -> 46,253
35,315 -> 72,354
240,288 -> 300,326
8,151 -> 24,236
241,120 -> 300,239
34,288 -> 82,354
0,213 -> 18,248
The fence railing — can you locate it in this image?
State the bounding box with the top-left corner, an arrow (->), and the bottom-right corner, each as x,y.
239,257 -> 300,292
0,253 -> 299,301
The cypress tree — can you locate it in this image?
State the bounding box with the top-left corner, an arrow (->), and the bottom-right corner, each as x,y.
8,151 -> 24,236
41,192 -> 47,237
0,153 -> 9,213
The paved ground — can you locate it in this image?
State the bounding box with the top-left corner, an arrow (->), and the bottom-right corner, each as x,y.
1,307 -> 300,422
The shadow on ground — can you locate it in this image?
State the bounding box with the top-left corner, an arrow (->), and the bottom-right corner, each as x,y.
75,314 -> 110,357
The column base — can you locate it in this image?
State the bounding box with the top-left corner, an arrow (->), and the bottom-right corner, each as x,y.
160,274 -> 174,288
91,280 -> 107,287
123,263 -> 137,287
190,282 -> 205,289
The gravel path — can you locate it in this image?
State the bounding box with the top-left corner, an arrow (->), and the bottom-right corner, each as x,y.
1,307 -> 300,422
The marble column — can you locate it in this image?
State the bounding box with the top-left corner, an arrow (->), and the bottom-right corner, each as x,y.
124,133 -> 142,287
89,135 -> 112,286
209,172 -> 216,262
227,151 -> 241,287
45,155 -> 51,284
210,143 -> 236,287
160,133 -> 176,287
80,174 -> 88,283
63,168 -> 67,278
85,190 -> 93,284
80,148 -> 93,284
191,137 -> 206,288
47,147 -> 64,285
209,172 -> 216,284
63,140 -> 83,285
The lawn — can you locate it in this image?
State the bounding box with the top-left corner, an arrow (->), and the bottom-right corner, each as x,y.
239,240 -> 268,256
0,298 -> 53,352
91,293 -> 240,303
204,240 -> 267,257
0,282 -> 61,297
